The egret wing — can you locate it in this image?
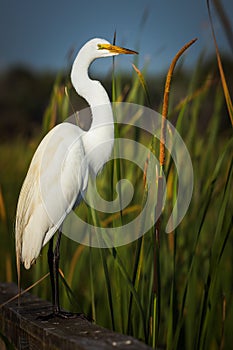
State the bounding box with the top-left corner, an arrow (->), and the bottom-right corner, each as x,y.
16,122 -> 88,269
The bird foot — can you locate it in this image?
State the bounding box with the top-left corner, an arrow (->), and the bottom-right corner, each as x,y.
55,311 -> 91,320
37,309 -> 92,321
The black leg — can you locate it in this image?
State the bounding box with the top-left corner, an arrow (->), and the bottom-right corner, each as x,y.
53,230 -> 62,314
47,231 -> 62,314
38,231 -> 90,320
47,236 -> 55,309
47,232 -> 61,315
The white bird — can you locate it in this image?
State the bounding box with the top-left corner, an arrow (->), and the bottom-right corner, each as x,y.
15,38 -> 137,317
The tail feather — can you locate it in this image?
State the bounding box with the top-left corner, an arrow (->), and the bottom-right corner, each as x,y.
16,247 -> 21,306
15,214 -> 22,306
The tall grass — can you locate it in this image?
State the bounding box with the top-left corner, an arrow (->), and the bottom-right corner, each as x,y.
1,15 -> 233,350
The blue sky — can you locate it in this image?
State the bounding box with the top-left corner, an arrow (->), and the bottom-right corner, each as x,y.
0,0 -> 232,74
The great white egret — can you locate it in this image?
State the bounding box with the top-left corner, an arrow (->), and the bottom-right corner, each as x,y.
15,38 -> 137,317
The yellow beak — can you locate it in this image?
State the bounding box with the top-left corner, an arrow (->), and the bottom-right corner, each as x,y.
98,43 -> 138,55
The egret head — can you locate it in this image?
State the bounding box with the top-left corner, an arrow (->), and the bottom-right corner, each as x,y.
97,39 -> 138,57
71,38 -> 138,94
81,38 -> 138,59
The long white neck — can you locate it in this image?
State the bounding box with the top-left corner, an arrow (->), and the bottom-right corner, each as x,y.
71,48 -> 114,175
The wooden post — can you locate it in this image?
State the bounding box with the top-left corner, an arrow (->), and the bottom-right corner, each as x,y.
0,282 -> 152,350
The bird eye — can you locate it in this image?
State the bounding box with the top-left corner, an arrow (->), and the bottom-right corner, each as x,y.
97,44 -> 106,50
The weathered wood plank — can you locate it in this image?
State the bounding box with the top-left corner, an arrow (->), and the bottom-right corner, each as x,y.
0,283 -> 152,350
